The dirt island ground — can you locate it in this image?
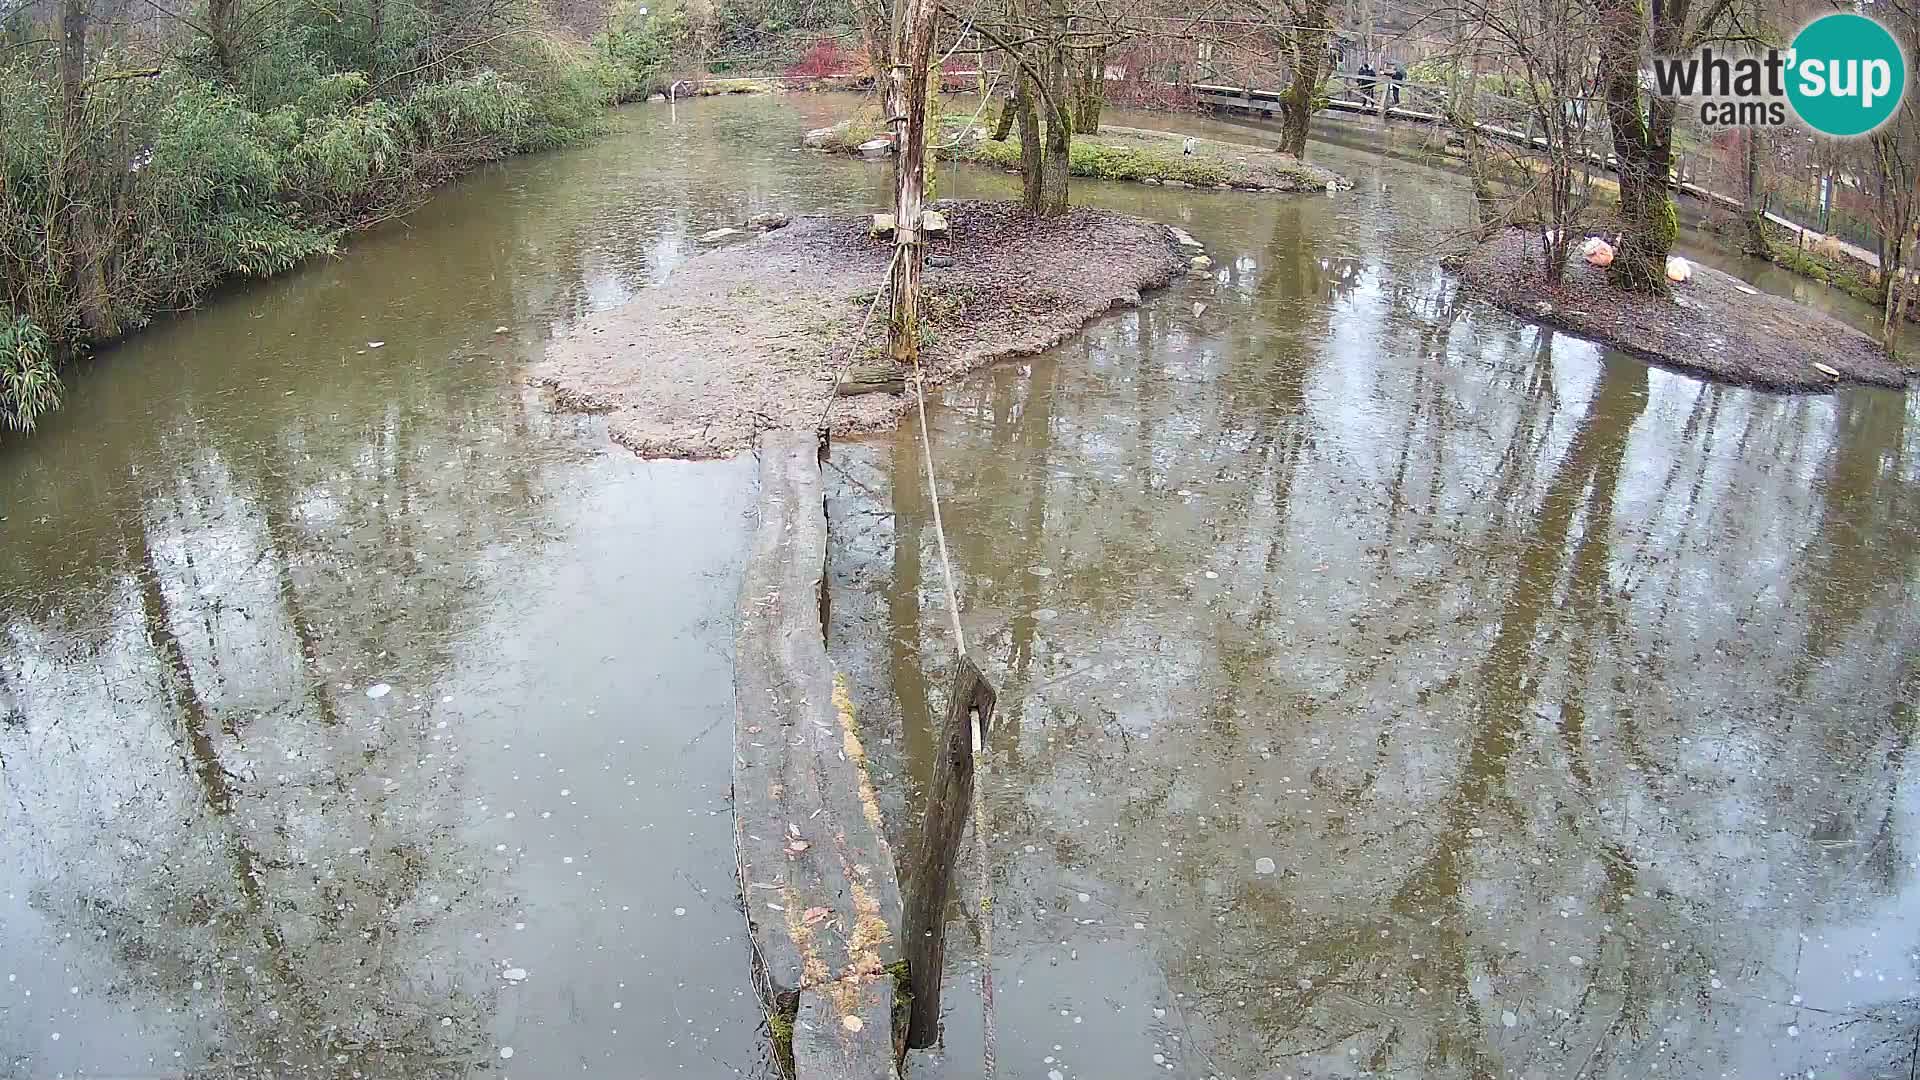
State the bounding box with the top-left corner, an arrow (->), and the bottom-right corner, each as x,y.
1452,228 -> 1917,391
533,200 -> 1187,458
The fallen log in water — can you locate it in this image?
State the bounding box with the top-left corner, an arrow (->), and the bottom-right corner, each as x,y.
734,429 -> 905,1080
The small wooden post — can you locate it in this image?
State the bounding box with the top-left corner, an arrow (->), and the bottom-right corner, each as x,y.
901,653 -> 997,1049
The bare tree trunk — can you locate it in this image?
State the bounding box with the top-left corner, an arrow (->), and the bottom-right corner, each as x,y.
1882,230 -> 1908,345
1014,62 -> 1043,210
1071,44 -> 1106,133
1014,0 -> 1071,217
1458,57 -> 1499,238
1741,127 -> 1770,257
1278,0 -> 1330,157
208,0 -> 236,74
1037,45 -> 1071,216
369,0 -> 384,76
991,85 -> 1015,139
885,0 -> 937,363
1597,0 -> 1676,296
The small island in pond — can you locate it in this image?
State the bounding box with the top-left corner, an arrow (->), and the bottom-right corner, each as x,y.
534,200 -> 1191,458
1452,228 -> 1917,392
807,119 -> 1349,194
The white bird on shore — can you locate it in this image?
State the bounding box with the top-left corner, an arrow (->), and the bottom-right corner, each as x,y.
1666,254 -> 1693,283
1183,137 -> 1197,156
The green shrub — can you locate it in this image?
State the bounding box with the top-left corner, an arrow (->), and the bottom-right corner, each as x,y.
0,316 -> 60,435
599,2 -> 685,101
0,0 -> 696,435
287,100 -> 405,209
400,70 -> 535,150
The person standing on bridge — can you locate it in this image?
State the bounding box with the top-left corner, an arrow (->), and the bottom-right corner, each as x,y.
1390,63 -> 1406,106
1357,61 -> 1377,105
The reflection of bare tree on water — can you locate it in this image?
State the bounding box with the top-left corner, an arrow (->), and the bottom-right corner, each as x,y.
0,421 -> 538,1074
909,284 -> 1920,1078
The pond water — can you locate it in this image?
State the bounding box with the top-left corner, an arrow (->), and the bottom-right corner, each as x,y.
0,90 -> 1914,1080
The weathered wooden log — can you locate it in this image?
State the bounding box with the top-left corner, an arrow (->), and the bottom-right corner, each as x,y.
900,653 -> 997,1049
735,430 -> 905,1080
836,361 -> 905,396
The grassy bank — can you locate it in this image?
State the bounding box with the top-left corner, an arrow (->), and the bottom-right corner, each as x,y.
1,0 -> 682,434
812,113 -> 1345,192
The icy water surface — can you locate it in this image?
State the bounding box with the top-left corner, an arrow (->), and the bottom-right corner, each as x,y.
828,138 -> 1920,1080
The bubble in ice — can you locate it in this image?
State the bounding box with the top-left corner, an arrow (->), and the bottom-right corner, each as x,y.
1787,1025 -> 1800,1037
1254,857 -> 1276,875
1569,956 -> 1585,966
674,907 -> 687,916
1034,609 -> 1059,622
441,1017 -> 453,1027
1077,893 -> 1091,903
1030,566 -> 1053,577
499,1047 -> 514,1060
1501,1010 -> 1517,1028
366,683 -> 392,699
501,968 -> 528,982
1049,1072 -> 1064,1080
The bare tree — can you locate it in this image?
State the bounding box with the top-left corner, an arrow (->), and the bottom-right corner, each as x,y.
1865,0 -> 1920,345
1438,0 -> 1602,280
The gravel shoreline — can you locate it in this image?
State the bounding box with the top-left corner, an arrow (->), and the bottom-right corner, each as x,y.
534,200 -> 1186,458
1451,229 -> 1914,391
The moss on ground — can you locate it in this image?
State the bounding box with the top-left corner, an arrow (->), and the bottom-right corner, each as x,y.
959,136 -> 1233,186
768,1001 -> 798,1077
1769,238 -> 1883,304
